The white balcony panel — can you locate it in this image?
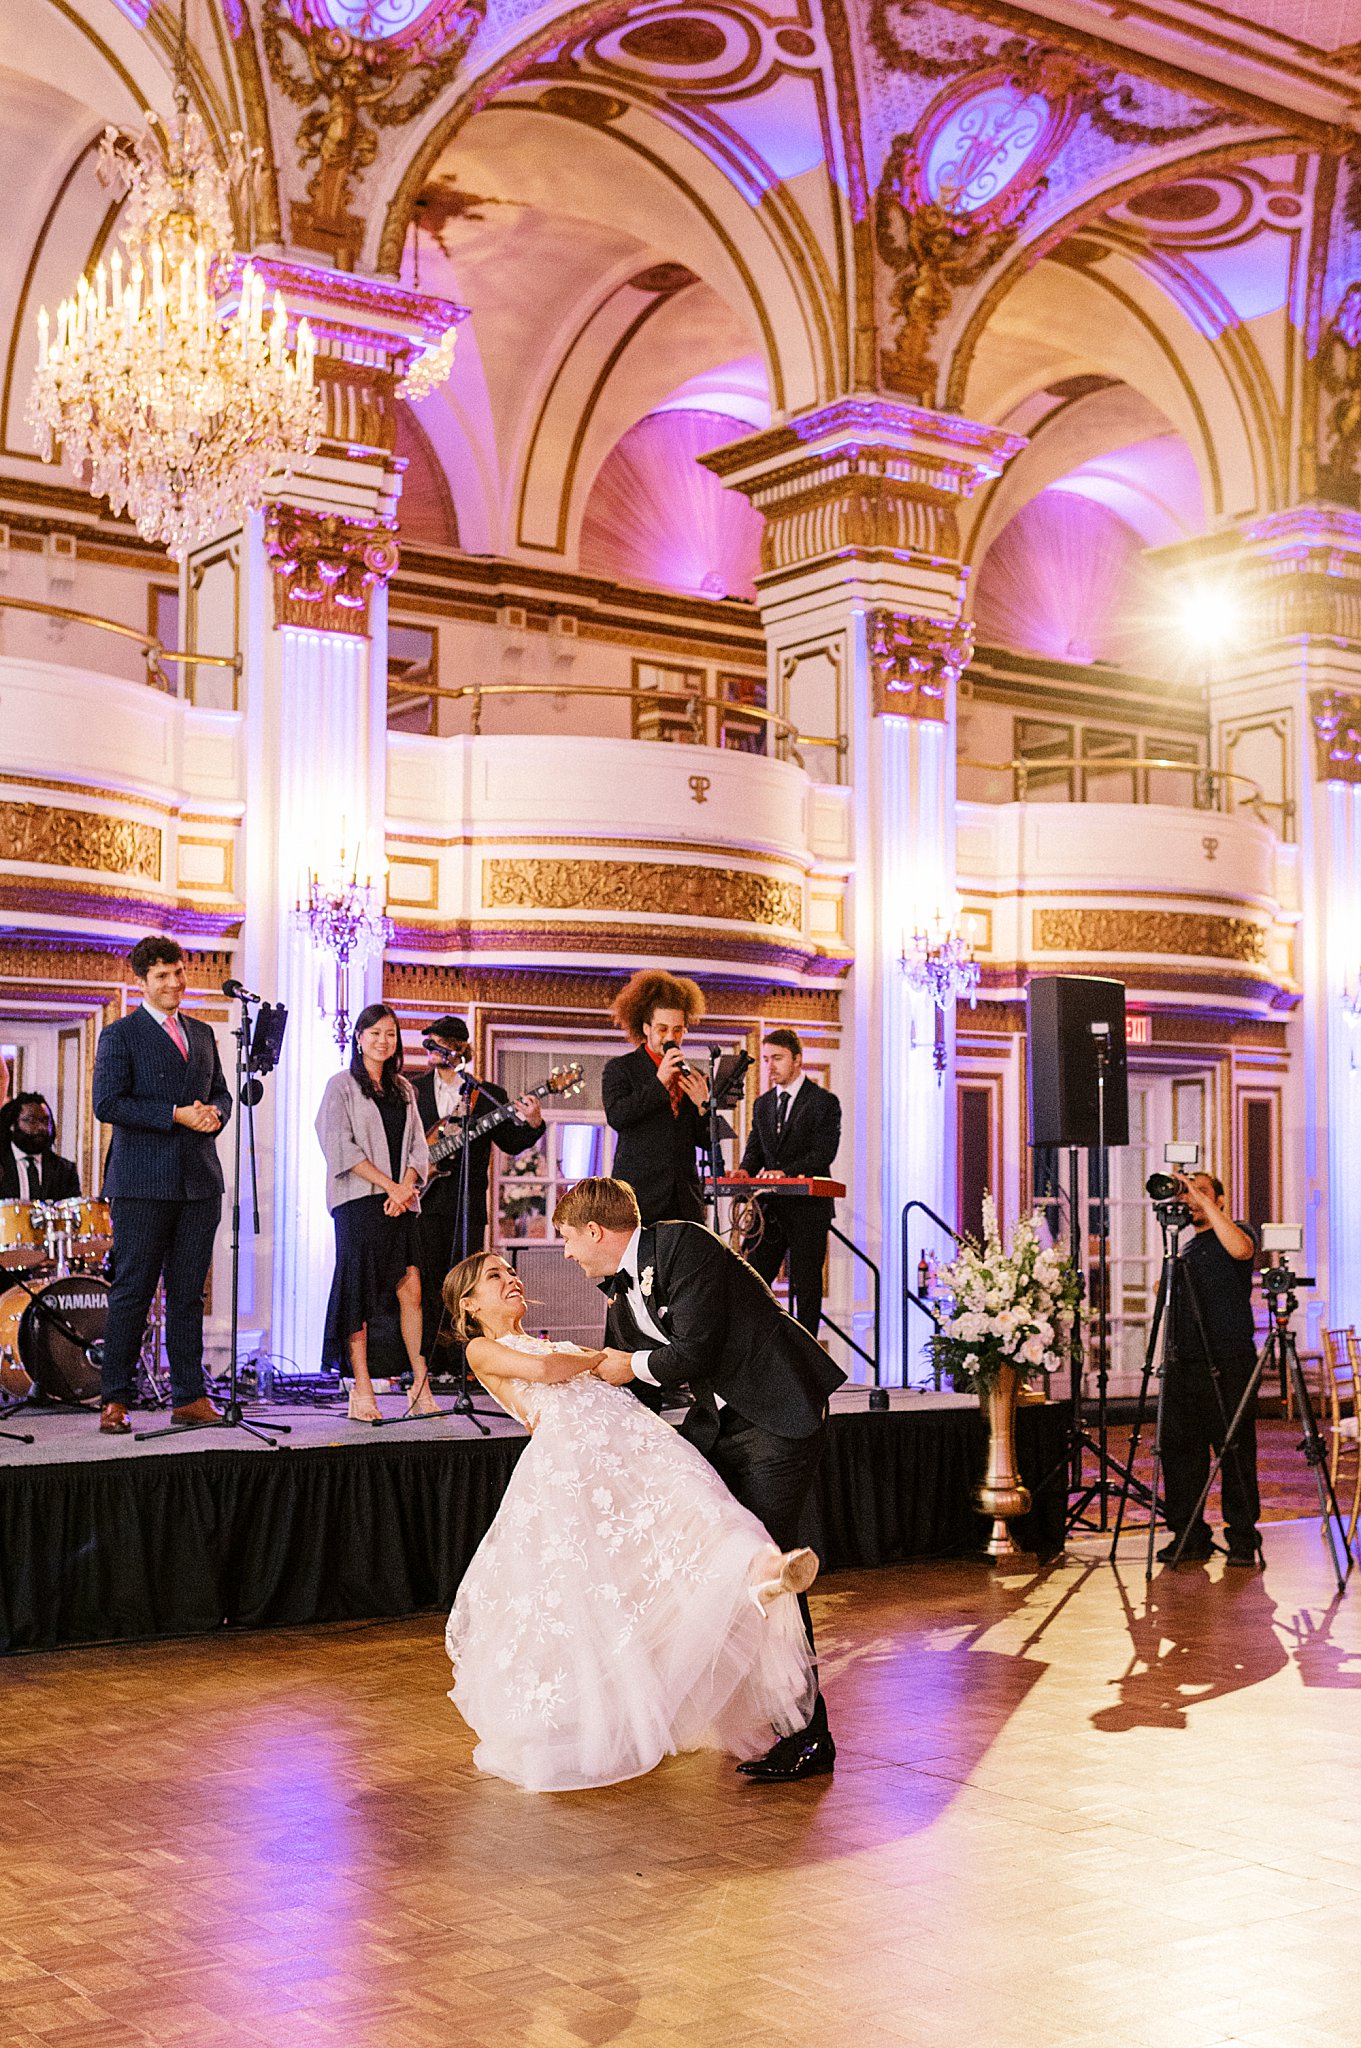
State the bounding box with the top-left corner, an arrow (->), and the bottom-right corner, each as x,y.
0,655 -> 243,805
388,733 -> 811,859
957,800 -> 1276,907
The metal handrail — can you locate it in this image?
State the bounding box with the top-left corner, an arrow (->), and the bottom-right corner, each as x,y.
958,753 -> 1269,822
388,675 -> 807,762
0,592 -> 241,688
821,1221 -> 885,1410
901,1199 -> 962,1390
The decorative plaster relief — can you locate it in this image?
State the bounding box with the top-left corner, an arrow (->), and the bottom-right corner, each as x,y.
1034,907 -> 1267,964
265,504 -> 400,624
0,803 -> 161,882
481,857 -> 803,929
867,609 -> 974,717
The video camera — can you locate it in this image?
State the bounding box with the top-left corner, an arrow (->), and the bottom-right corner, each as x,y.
1257,1223 -> 1314,1311
1145,1141 -> 1201,1229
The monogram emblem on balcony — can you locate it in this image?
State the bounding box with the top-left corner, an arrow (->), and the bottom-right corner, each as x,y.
867,610 -> 974,719
688,775 -> 711,805
1201,836 -> 1219,861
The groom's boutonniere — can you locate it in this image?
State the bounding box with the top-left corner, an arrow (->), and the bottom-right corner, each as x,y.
640,1265 -> 655,1299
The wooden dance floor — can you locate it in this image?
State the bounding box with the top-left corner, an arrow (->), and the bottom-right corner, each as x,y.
4,1517 -> 1360,2048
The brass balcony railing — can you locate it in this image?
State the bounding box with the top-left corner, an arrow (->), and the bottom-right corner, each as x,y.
0,593 -> 240,695
387,674 -> 850,770
958,754 -> 1282,827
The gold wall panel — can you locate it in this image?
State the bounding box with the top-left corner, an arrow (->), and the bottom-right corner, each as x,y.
482,858 -> 803,931
0,801 -> 161,881
1033,907 -> 1267,965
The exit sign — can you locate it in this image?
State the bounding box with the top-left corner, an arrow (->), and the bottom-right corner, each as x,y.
1126,1013 -> 1152,1046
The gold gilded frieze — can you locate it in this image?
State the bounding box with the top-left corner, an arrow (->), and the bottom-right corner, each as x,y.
482,858 -> 803,930
0,801 -> 161,882
1034,907 -> 1267,965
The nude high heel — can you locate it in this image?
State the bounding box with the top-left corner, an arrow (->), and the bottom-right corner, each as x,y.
347,1389 -> 382,1424
749,1545 -> 820,1615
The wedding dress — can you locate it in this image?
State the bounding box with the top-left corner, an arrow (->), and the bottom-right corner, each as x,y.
445,1335 -> 817,1792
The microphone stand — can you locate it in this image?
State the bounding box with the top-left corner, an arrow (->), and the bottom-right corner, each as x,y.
137,990 -> 290,1447
375,1059 -> 485,1429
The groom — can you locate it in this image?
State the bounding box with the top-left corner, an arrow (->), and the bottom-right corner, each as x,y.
555,1175 -> 843,1781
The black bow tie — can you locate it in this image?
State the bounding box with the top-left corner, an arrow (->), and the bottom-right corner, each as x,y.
598,1272 -> 633,1302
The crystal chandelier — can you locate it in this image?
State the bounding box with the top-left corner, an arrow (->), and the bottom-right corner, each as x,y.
902,911 -> 981,1078
296,843 -> 394,1051
27,32 -> 321,560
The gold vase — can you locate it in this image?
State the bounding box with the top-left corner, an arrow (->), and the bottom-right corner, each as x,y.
975,1363 -> 1033,1562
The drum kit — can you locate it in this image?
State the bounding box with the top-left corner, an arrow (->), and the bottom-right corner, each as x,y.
0,1194 -> 113,1408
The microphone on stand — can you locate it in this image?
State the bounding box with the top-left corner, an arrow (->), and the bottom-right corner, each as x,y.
222,978 -> 264,1004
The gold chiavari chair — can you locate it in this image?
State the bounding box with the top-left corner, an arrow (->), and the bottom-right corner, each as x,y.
1342,1333 -> 1361,1545
1319,1330 -> 1359,1536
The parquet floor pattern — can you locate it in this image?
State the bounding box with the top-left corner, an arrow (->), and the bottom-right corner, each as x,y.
4,1521 -> 1361,2048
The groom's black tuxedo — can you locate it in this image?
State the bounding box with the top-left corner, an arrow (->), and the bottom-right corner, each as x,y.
606,1220 -> 843,1742
603,1220 -> 844,1447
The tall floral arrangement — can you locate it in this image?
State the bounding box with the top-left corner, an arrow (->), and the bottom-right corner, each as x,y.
928,1196 -> 1080,1394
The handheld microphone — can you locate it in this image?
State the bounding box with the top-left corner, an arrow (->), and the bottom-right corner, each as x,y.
222,978 -> 264,1004
661,1038 -> 692,1077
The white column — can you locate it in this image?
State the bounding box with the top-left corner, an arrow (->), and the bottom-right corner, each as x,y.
272,625 -> 375,1372
704,401 -> 1024,1382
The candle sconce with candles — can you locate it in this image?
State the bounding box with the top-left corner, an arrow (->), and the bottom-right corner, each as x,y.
901,910 -> 981,1079
296,839 -> 394,1051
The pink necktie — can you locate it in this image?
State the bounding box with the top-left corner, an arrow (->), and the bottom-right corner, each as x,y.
167,1013 -> 188,1059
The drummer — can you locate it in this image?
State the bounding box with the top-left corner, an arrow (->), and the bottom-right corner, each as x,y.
0,1094 -> 81,1203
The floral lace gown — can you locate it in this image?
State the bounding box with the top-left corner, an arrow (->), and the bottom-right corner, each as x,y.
445,1335 -> 816,1792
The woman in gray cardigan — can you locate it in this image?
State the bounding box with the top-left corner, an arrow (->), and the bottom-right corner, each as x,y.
316,1003 -> 434,1422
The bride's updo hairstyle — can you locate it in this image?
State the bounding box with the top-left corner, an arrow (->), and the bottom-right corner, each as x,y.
444,1250 -> 498,1341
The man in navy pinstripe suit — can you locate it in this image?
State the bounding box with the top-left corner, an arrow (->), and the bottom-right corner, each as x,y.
92,935 -> 232,1433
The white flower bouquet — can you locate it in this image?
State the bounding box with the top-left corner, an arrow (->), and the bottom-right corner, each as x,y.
928,1194 -> 1081,1395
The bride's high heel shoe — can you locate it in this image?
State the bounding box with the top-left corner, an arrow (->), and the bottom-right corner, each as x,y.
750,1546 -> 820,1615
347,1390 -> 382,1424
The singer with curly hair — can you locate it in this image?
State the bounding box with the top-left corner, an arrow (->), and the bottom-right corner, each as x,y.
602,970 -> 711,1225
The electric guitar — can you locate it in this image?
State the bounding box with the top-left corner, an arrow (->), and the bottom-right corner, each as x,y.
427,1063 -> 585,1175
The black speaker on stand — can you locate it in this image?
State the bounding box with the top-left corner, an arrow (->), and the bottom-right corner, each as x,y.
1027,976 -> 1149,1535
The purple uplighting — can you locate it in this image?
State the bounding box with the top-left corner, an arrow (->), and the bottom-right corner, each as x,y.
581,408 -> 765,600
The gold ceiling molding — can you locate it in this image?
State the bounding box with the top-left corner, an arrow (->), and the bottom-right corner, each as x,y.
1033,907 -> 1267,965
262,0 -> 484,268
482,859 -> 803,931
0,802 -> 161,882
868,609 -> 973,718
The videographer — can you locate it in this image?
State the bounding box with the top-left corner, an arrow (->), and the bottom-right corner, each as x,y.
1160,1171 -> 1262,1567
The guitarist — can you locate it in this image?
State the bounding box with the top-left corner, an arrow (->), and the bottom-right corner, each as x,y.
413,1016 -> 544,1361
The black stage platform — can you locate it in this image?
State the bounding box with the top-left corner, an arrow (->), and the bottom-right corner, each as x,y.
0,1389 -> 1066,1652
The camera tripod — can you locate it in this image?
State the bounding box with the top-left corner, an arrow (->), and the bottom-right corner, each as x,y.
1110,1202 -> 1244,1579
1187,1271 -> 1353,1597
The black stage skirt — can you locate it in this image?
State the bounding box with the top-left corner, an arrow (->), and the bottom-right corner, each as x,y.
323,1193 -> 419,1368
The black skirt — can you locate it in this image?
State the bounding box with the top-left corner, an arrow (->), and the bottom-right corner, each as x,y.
323,1192 -> 419,1368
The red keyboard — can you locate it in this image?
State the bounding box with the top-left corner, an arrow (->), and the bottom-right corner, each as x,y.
706,1177 -> 845,1200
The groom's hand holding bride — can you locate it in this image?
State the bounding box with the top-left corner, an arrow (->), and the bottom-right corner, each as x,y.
594,1349 -> 637,1385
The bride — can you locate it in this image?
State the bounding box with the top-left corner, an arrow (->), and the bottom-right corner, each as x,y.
442,1250 -> 819,1792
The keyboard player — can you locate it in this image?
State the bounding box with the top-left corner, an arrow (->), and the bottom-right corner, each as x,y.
735,1029 -> 841,1335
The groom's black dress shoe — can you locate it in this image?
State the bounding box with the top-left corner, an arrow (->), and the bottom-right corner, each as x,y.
736,1728 -> 836,1782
